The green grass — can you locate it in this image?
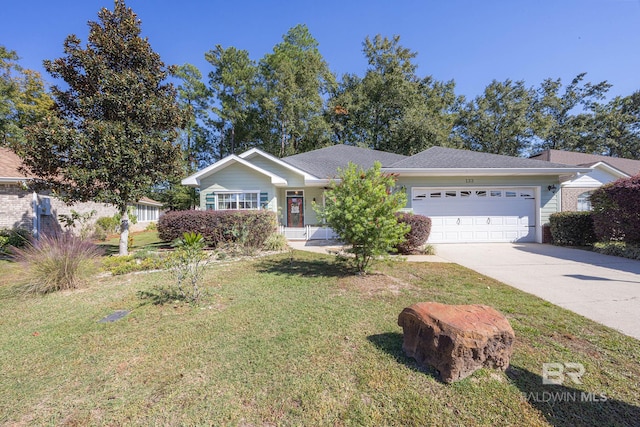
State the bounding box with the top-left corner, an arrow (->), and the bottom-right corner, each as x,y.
0,251 -> 638,426
97,230 -> 169,255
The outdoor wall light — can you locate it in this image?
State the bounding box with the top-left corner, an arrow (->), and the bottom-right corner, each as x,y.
547,184 -> 557,192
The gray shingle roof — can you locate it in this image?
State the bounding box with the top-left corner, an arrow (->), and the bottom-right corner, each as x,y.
388,146 -> 577,169
282,144 -> 407,178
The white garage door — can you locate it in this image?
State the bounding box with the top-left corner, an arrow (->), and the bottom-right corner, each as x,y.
411,188 -> 536,243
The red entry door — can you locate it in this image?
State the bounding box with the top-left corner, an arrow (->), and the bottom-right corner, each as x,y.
287,197 -> 304,227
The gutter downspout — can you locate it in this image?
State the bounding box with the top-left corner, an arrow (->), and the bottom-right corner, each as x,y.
32,191 -> 39,239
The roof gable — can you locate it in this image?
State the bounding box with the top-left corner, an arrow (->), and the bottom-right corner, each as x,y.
281,144 -> 407,178
182,155 -> 287,187
238,148 -> 317,180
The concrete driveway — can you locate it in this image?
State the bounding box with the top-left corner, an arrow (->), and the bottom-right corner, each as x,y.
435,243 -> 640,340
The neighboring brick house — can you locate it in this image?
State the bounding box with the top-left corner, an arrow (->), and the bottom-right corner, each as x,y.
0,147 -> 162,237
530,149 -> 640,212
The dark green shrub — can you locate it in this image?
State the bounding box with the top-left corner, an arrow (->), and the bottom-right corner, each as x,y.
549,211 -> 596,246
591,175 -> 640,243
395,213 -> 432,254
0,228 -> 31,254
593,242 -> 640,260
12,233 -> 103,294
157,210 -> 277,250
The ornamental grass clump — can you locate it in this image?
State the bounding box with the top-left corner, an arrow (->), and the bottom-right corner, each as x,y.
12,233 -> 103,294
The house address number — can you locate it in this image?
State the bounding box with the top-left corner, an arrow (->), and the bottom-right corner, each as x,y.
465,179 -> 475,183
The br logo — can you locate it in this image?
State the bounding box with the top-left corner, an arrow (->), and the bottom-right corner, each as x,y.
542,363 -> 586,385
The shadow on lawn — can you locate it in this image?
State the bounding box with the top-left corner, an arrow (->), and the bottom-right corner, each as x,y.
370,332 -> 640,425
367,332 -> 439,380
256,255 -> 350,278
506,365 -> 639,426
98,240 -> 171,256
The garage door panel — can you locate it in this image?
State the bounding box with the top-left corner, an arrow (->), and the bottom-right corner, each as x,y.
503,217 -> 519,226
412,187 -> 537,243
474,231 -> 490,240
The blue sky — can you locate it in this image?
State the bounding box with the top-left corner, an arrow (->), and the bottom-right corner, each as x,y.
2,0 -> 639,100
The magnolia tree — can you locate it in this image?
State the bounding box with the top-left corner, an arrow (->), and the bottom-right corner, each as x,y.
315,161 -> 409,273
15,1 -> 184,255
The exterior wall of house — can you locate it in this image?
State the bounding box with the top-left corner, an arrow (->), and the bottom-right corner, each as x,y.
0,183 -> 119,236
198,163 -> 278,213
560,187 -> 589,211
0,183 -> 33,230
40,196 -> 118,236
559,167 -> 620,212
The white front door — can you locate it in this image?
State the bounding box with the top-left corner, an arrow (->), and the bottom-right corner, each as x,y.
411,188 -> 537,243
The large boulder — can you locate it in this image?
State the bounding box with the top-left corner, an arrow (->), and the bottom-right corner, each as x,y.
398,302 -> 515,383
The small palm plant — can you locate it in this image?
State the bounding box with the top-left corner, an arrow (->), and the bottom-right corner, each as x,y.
165,232 -> 209,303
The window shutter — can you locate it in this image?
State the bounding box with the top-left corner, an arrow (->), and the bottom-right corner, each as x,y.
205,194 -> 216,210
260,192 -> 269,209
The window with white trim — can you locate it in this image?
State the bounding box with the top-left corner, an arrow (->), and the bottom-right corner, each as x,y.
209,192 -> 259,210
135,204 -> 159,221
577,191 -> 593,211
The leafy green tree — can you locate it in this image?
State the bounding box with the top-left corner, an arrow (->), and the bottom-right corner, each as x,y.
14,1 -> 184,255
585,94 -> 640,159
329,35 -> 459,155
258,24 -> 336,156
155,63 -> 212,212
315,161 -> 409,274
206,45 -> 259,157
175,63 -> 213,170
453,79 -> 533,156
0,45 -> 53,146
530,73 -> 611,153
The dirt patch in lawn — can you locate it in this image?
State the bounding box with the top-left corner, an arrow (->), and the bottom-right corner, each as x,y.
336,272 -> 416,297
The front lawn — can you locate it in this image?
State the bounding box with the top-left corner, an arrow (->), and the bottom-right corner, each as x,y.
97,230 -> 168,255
0,252 -> 638,425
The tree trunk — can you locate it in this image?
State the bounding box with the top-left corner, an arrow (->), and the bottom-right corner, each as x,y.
119,207 -> 129,256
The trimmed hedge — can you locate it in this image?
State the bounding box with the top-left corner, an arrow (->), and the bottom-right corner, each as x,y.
395,213 -> 432,254
549,211 -> 596,246
593,242 -> 640,261
157,210 -> 277,249
591,175 -> 640,244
